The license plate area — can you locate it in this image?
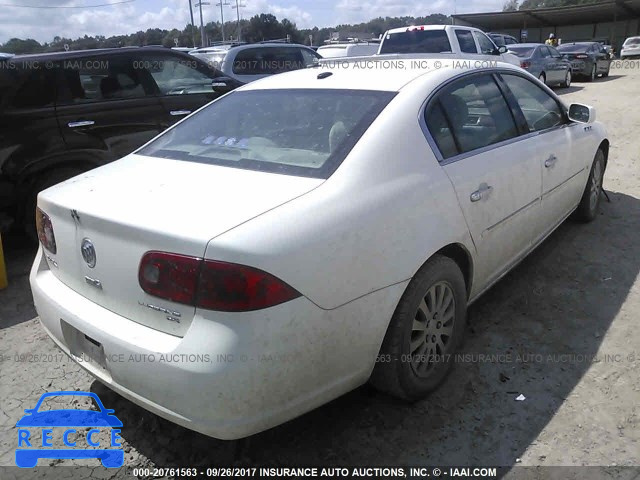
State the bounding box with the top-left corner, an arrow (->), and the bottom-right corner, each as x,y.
60,319 -> 109,374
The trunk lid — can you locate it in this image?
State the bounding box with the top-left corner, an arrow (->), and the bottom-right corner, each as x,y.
38,154 -> 322,336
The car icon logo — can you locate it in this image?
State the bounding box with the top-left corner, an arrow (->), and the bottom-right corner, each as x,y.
81,238 -> 97,268
15,391 -> 124,468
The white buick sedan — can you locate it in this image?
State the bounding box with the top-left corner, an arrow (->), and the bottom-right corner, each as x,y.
31,60 -> 608,439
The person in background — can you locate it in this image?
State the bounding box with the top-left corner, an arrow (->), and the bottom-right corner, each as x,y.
545,33 -> 558,47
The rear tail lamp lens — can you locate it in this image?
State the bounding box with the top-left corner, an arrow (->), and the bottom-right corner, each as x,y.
520,61 -> 531,69
575,54 -> 588,59
35,207 -> 57,254
139,252 -> 301,312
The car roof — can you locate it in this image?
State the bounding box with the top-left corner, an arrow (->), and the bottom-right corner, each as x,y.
241,58 -> 520,92
385,24 -> 464,34
9,46 -> 179,62
511,43 -> 543,48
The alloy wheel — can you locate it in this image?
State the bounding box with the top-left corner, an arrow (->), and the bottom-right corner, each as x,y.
590,157 -> 603,211
410,281 -> 455,377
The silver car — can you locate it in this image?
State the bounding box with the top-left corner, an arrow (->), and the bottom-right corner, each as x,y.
508,43 -> 572,88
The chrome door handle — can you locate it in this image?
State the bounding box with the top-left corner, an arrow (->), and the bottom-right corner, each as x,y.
470,183 -> 493,202
170,110 -> 191,116
68,120 -> 95,128
545,154 -> 558,168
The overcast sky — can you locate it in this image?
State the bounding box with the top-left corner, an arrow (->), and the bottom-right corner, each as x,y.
0,0 -> 506,44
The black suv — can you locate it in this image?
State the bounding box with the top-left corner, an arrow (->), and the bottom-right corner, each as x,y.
0,47 -> 240,234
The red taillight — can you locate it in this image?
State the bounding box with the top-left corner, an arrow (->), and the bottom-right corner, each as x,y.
575,54 -> 588,59
35,207 -> 56,254
139,252 -> 201,305
520,61 -> 531,69
139,252 -> 301,312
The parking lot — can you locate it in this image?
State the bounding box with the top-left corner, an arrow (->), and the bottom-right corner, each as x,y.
1,66 -> 639,475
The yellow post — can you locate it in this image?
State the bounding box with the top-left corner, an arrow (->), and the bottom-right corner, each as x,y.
0,233 -> 7,290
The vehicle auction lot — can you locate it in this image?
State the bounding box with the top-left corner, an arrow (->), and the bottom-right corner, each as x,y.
1,66 -> 639,476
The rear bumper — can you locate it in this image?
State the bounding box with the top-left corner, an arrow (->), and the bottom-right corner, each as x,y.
30,247 -> 405,439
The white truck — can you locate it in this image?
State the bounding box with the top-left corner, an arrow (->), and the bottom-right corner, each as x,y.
377,24 -> 521,67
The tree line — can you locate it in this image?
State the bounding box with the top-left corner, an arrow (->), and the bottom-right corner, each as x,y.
0,13 -> 450,55
503,0 -> 609,11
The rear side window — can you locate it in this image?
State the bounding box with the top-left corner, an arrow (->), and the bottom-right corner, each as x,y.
425,74 -> 518,159
456,30 -> 478,54
500,74 -> 565,132
56,56 -> 151,104
10,68 -> 56,109
380,30 -> 451,54
232,48 -> 305,75
138,89 -> 395,179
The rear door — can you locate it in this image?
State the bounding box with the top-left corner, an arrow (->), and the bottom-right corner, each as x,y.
55,53 -> 165,162
137,51 -> 223,128
0,64 -> 64,210
499,73 -> 582,238
425,73 -> 542,284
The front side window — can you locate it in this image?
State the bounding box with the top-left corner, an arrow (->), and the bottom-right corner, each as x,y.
300,48 -> 321,66
539,46 -> 551,58
473,32 -> 497,55
425,74 -> 518,160
456,30 -> 478,54
232,48 -> 305,75
500,74 -> 565,132
380,30 -> 452,54
138,89 -> 395,178
142,54 -> 216,95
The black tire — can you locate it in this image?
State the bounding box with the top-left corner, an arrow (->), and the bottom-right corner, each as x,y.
575,149 -> 605,223
24,167 -> 85,240
561,69 -> 572,88
602,65 -> 610,78
369,255 -> 467,400
538,72 -> 546,85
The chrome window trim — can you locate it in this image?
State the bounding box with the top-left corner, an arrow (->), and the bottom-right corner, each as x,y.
419,68 -> 573,166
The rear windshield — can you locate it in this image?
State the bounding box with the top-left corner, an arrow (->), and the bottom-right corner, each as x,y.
624,37 -> 640,45
138,89 -> 395,179
380,30 -> 452,54
557,44 -> 589,53
508,46 -> 535,57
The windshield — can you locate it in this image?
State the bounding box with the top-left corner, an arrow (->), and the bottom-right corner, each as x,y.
557,44 -> 589,53
138,89 -> 395,179
508,46 -> 535,57
380,30 -> 452,54
489,35 -> 505,47
624,37 -> 640,46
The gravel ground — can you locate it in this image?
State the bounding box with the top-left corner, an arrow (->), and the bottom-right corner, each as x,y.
1,66 -> 639,478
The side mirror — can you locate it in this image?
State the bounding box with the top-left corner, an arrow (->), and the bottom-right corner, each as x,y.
568,103 -> 596,123
497,45 -> 508,54
211,76 -> 235,94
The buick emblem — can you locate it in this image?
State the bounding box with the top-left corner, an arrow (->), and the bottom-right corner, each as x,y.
81,238 -> 97,268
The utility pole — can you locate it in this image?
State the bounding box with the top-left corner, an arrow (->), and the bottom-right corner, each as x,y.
232,0 -> 246,42
195,1 -> 211,47
188,0 -> 197,47
216,0 -> 229,42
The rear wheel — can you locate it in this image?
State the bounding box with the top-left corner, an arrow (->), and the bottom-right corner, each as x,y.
587,64 -> 596,82
538,72 -> 546,85
575,149 -> 605,222
24,167 -> 86,240
561,69 -> 572,88
370,255 -> 467,400
602,64 -> 610,77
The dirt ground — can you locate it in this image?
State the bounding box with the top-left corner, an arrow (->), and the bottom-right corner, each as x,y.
0,66 -> 639,478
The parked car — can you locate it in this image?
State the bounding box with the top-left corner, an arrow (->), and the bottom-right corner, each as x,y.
190,42 -> 320,84
508,43 -> 572,87
0,47 -> 240,235
377,24 -> 521,66
31,59 -> 608,440
620,36 -> 640,59
557,42 -> 611,81
317,42 -> 379,58
488,33 -> 519,47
